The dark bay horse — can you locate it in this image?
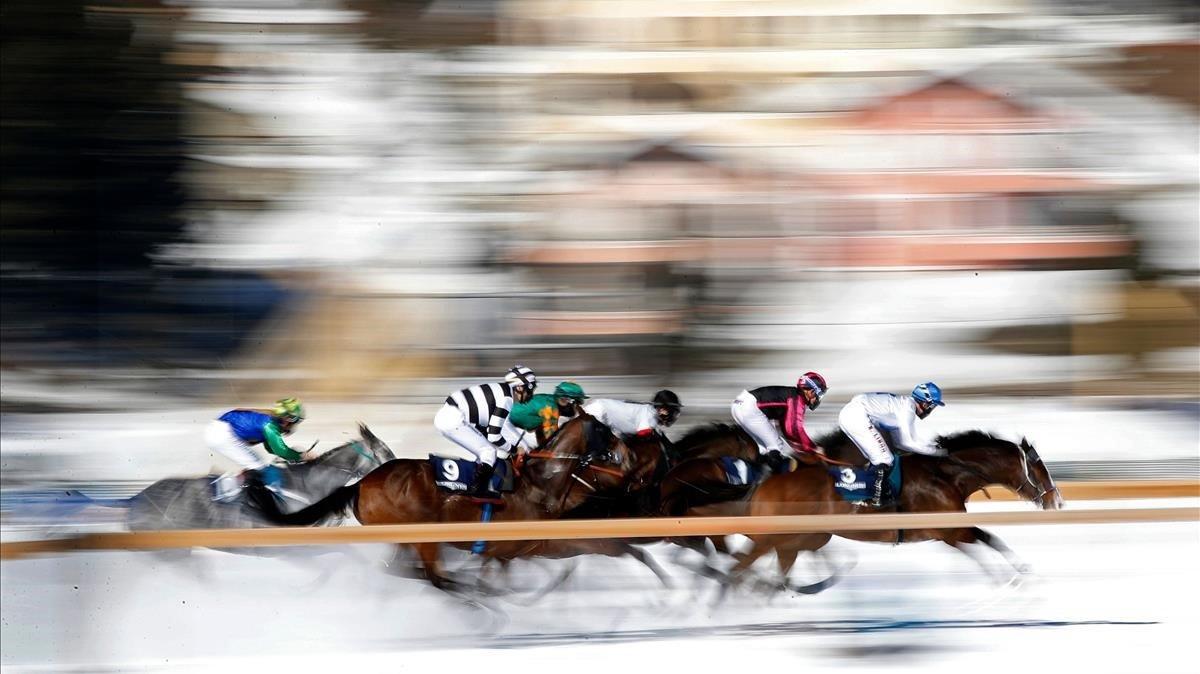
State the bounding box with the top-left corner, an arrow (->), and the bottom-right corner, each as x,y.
253,415 -> 642,592
450,428 -> 684,595
727,430 -> 1063,593
657,423 -> 760,517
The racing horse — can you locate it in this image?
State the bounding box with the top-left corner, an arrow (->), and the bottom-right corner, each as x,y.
252,415 -> 642,593
544,425 -> 761,585
726,430 -> 1063,594
484,430 -> 688,596
657,423 -> 760,517
125,424 -> 394,534
562,430 -> 680,519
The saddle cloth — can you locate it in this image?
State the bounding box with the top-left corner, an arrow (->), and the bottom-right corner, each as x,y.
829,458 -> 903,505
720,456 -> 764,486
429,456 -> 514,494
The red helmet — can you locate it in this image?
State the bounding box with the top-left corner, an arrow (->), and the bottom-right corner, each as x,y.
797,371 -> 827,395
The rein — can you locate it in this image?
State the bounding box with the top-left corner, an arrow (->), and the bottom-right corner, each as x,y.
524,447 -> 628,514
804,451 -> 857,469
524,451 -> 625,478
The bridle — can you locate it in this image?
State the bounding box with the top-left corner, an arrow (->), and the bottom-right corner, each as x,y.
940,439 -> 1059,508
311,440 -> 385,482
1015,442 -> 1060,508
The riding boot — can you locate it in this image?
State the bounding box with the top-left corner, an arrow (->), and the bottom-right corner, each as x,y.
469,462 -> 496,497
762,450 -> 786,475
868,465 -> 887,508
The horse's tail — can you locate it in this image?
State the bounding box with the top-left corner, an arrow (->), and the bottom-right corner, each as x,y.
251,483 -> 358,526
1,490 -> 134,520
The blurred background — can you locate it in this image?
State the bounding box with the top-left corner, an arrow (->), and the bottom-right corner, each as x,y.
2,2 -> 1198,671
2,0 -> 1197,491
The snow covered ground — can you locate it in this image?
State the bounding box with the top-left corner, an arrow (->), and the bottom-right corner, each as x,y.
3,504 -> 1198,673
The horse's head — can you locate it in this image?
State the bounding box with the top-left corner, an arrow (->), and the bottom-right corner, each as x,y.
1017,437 -> 1062,510
520,414 -> 636,513
357,423 -> 396,465
938,431 -> 1062,510
311,425 -> 394,474
622,432 -> 672,492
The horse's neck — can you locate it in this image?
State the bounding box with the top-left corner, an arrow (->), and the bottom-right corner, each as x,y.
292,445 -> 365,491
823,441 -> 868,467
940,447 -> 1024,495
680,432 -> 755,461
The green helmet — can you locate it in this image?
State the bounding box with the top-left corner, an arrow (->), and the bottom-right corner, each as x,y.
272,397 -> 304,422
553,381 -> 588,401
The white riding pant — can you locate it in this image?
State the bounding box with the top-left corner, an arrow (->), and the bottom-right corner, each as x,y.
837,404 -> 893,467
517,431 -> 539,452
731,390 -> 787,456
205,420 -> 272,471
434,403 -> 501,466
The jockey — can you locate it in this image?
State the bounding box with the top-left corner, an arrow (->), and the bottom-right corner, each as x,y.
509,381 -> 589,450
582,389 -> 683,440
731,371 -> 828,474
435,365 -> 534,496
837,382 -> 947,507
205,397 -> 307,491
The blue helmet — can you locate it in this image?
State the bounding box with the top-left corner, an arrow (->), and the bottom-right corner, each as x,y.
912,382 -> 945,407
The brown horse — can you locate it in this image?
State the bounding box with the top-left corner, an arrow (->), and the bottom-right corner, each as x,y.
470,429 -> 724,595
726,430 -> 1062,594
471,430 -> 679,595
252,415 -> 640,592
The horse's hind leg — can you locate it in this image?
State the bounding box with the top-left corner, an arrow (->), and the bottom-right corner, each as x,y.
718,534 -> 783,601
782,536 -> 846,595
668,536 -> 732,586
762,534 -> 839,596
765,546 -> 800,596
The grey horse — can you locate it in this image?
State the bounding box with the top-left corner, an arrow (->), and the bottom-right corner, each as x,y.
126,423 -> 394,533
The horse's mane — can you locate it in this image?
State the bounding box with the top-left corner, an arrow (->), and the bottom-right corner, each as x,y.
934,429 -> 1018,454
813,427 -> 1023,458
674,423 -> 745,452
813,428 -> 851,448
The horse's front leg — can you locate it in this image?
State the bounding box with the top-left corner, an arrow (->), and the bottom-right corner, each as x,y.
972,527 -> 1031,576
415,542 -> 463,593
948,527 -> 1029,585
